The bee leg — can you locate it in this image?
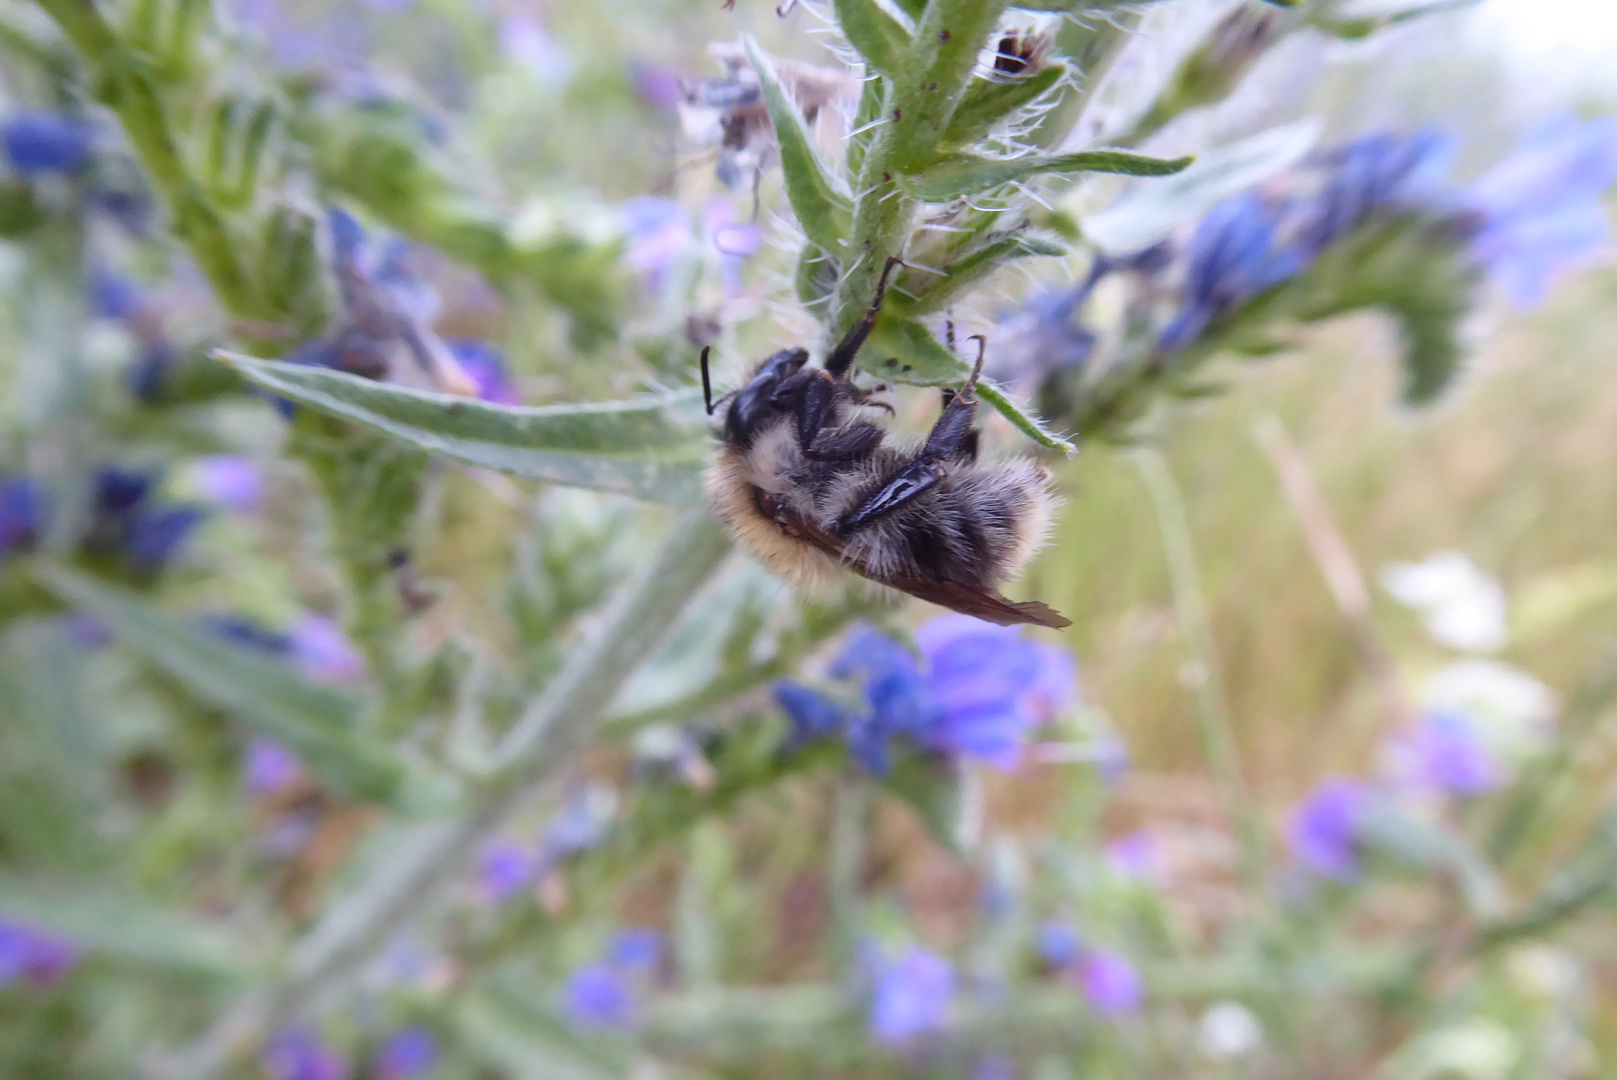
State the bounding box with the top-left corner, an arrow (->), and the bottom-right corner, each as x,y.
838,340 -> 987,533
824,256 -> 903,379
805,421 -> 884,462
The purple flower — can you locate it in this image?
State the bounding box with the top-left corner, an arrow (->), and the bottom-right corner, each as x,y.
448,341 -> 519,405
975,1054 -> 1016,1080
1293,131 -> 1454,257
868,947 -> 954,1044
370,1026 -> 436,1080
621,197 -> 690,292
90,268 -> 143,321
1463,114 -> 1617,308
561,964 -> 633,1028
189,456 -> 264,513
476,840 -> 536,904
1035,921 -> 1080,969
2,112 -> 93,176
0,477 -> 44,554
773,681 -> 850,745
916,616 -> 1074,770
290,616 -> 367,683
1393,710 -> 1502,798
703,198 -> 763,293
499,13 -> 573,88
1161,193 -> 1305,351
536,785 -> 616,866
244,739 -> 305,797
606,928 -> 662,972
989,273 -> 1102,391
1078,949 -> 1143,1016
87,467 -> 206,573
1288,779 -> 1374,881
1104,831 -> 1158,880
795,618 -> 1079,775
628,62 -> 684,111
262,1028 -> 349,1080
0,920 -> 79,988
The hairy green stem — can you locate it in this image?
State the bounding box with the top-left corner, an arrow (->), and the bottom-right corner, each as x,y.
167,512 -> 733,1080
833,0 -> 1009,336
33,0 -> 268,324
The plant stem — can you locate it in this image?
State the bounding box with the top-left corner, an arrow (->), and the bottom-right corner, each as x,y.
1132,448 -> 1267,886
167,511 -> 733,1080
33,0 -> 268,325
832,0 -> 1009,336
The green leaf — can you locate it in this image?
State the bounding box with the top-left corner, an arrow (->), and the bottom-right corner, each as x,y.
220,353 -> 711,504
864,317 -> 972,385
886,757 -> 976,856
1008,0 -> 1177,10
1360,803 -> 1503,918
743,36 -> 852,255
1081,120 -> 1320,252
0,875 -> 254,980
36,567 -> 407,805
862,320 -> 1075,453
457,983 -> 633,1080
897,228 -> 1067,314
899,149 -> 1194,202
979,380 -> 1077,455
834,0 -> 910,77
942,65 -> 1065,148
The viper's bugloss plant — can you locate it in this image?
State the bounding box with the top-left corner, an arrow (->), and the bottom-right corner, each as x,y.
2,1 -> 1616,1077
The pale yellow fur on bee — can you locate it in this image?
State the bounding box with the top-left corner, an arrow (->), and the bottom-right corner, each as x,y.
705,445 -> 845,591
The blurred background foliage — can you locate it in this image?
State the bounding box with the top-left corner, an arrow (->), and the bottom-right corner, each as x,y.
1,0 -> 1616,1078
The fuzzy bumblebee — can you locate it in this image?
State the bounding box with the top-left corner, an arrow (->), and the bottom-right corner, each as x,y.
702,259 -> 1070,629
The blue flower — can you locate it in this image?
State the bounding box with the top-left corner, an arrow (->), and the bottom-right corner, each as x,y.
0,477 -> 45,555
773,681 -> 851,745
89,268 -> 143,321
1077,949 -> 1143,1016
86,466 -> 206,574
782,617 -> 1079,775
560,964 -> 634,1028
1394,710 -> 1502,798
1293,131 -> 1454,257
242,739 -> 305,798
1035,921 -> 1080,969
202,614 -> 294,657
559,925 -> 662,1028
1288,778 -> 1373,881
370,1026 -> 437,1080
187,456 -> 264,513
1161,193 -> 1304,351
289,615 -> 367,683
475,840 -> 536,904
0,920 -> 78,988
262,1029 -> 347,1080
448,341 -> 520,405
1463,114 -> 1617,308
606,928 -> 662,972
868,946 -> 954,1044
262,1028 -> 348,1080
1,112 -> 93,177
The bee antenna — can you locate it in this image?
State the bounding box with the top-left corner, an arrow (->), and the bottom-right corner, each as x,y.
700,346 -> 715,415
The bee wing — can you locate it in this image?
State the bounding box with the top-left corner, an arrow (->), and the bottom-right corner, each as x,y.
776,508 -> 1072,630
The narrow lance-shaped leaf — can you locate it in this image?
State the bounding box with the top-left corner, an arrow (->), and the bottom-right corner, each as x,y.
896,228 -> 1067,315
1081,121 -> 1319,252
0,875 -> 254,980
37,567 -> 406,805
743,36 -> 852,256
863,318 -> 1076,454
900,149 -> 1194,203
834,0 -> 910,78
942,65 -> 1066,149
220,353 -> 711,504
